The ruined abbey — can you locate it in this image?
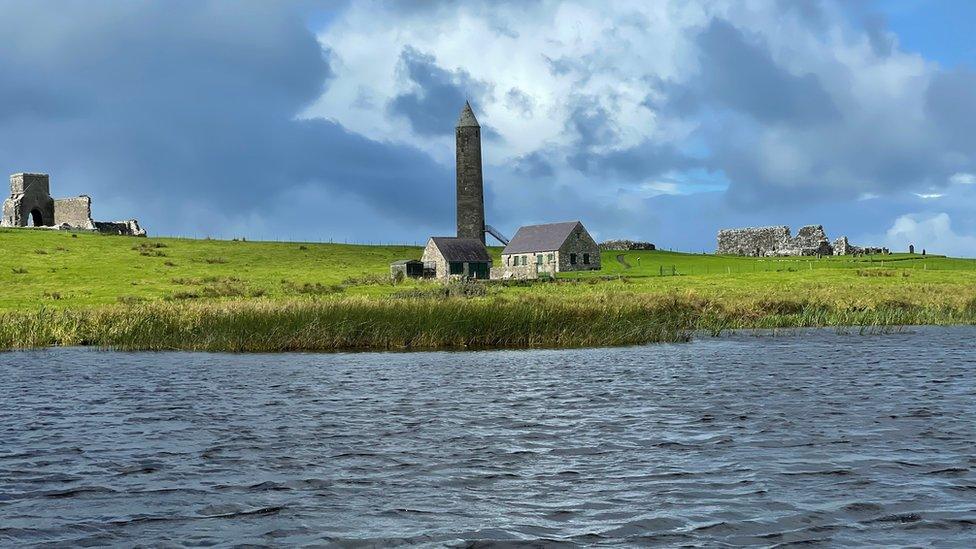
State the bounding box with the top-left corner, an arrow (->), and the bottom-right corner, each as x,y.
717,225 -> 886,257
1,173 -> 145,236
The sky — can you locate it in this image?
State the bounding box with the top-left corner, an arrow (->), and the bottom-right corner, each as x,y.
1,1 -> 974,255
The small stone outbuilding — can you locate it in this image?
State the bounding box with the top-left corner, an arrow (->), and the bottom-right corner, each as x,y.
499,221 -> 600,278
390,259 -> 425,280
421,237 -> 492,281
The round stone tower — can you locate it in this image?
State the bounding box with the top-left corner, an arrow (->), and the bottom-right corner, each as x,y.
456,101 -> 485,243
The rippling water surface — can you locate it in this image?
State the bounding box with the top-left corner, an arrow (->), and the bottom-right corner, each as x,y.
2,327 -> 976,546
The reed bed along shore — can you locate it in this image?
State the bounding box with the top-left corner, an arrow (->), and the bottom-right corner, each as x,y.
2,292 -> 975,353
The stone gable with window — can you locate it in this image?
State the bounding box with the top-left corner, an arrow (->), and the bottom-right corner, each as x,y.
497,221 -> 601,278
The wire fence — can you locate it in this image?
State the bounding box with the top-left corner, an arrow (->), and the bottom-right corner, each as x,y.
151,233 -> 427,247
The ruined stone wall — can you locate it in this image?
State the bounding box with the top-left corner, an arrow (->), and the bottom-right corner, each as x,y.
2,173 -> 146,235
792,225 -> 832,256
10,173 -> 50,196
832,236 -> 851,256
599,239 -> 655,251
833,236 -> 889,255
716,226 -> 791,256
718,225 -> 833,256
94,219 -> 146,237
53,196 -> 95,229
2,173 -> 55,227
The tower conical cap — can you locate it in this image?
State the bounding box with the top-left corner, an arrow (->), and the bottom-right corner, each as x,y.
457,101 -> 480,127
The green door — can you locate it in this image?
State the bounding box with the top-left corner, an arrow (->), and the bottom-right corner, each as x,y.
468,262 -> 489,279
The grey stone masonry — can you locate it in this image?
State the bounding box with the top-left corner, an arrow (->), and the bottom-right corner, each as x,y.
556,224 -> 601,272
54,196 -> 96,230
1,172 -> 146,235
3,173 -> 55,227
719,224 -> 888,256
500,221 -> 601,275
421,237 -> 491,281
490,262 -> 555,280
599,239 -> 655,251
716,224 -> 831,256
832,236 -> 851,256
833,235 -> 889,255
456,102 -> 485,244
793,225 -> 833,256
716,225 -> 793,256
94,219 -> 146,237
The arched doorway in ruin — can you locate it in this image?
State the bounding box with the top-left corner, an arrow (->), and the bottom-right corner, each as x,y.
29,209 -> 43,227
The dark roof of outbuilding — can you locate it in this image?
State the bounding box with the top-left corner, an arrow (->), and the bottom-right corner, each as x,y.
429,237 -> 491,262
502,221 -> 583,254
390,259 -> 423,265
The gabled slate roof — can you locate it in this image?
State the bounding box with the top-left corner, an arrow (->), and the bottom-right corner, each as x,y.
429,237 -> 491,262
502,221 -> 583,254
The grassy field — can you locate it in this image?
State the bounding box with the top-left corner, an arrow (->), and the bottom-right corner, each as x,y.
1,228 -> 975,351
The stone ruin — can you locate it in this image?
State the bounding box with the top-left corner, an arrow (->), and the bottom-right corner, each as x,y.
1,173 -> 145,236
599,239 -> 656,251
832,236 -> 887,256
717,225 -> 886,256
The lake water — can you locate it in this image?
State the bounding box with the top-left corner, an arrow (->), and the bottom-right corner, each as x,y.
2,327 -> 975,546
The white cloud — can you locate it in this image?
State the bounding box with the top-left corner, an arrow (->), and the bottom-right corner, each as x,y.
640,181 -> 680,195
950,172 -> 976,185
301,1 -> 976,249
309,1 -> 706,164
884,213 -> 976,257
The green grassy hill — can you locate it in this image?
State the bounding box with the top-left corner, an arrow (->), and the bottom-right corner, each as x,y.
2,228 -> 976,351
1,228 -> 975,311
0,229 -> 418,309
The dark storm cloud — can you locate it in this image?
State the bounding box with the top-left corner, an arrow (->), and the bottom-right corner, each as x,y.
504,88 -> 535,118
926,68 -> 976,154
694,19 -> 839,124
512,151 -> 555,178
0,0 -> 452,237
583,141 -> 700,181
388,47 -> 492,136
562,95 -> 697,181
863,13 -> 895,58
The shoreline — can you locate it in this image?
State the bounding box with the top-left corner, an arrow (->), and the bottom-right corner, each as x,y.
2,296 -> 973,353
4,324 -> 950,356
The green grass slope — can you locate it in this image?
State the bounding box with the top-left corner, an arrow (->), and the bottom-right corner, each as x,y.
2,228 -> 975,311
0,229 -> 419,309
2,228 -> 976,351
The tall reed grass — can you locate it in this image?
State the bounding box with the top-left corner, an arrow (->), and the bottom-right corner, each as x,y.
0,293 -> 973,352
